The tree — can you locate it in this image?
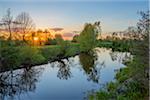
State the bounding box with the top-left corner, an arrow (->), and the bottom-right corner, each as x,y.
55,34 -> 70,55
43,29 -> 49,41
37,29 -> 43,34
79,21 -> 101,52
72,35 -> 79,43
55,34 -> 63,45
15,12 -> 35,41
131,11 -> 149,92
126,26 -> 138,39
0,8 -> 20,40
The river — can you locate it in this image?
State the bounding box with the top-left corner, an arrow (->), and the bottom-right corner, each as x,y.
0,48 -> 131,100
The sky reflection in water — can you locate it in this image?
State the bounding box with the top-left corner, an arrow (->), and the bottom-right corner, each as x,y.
0,48 -> 131,100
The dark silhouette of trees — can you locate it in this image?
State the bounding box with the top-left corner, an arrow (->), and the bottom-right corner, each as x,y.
57,60 -> 72,80
0,67 -> 43,100
0,8 -> 20,40
15,12 -> 35,41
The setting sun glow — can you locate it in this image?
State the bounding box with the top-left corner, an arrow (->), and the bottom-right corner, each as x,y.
33,37 -> 39,41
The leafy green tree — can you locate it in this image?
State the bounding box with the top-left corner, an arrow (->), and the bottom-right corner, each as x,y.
130,11 -> 149,94
88,11 -> 149,100
79,21 -> 101,52
72,35 -> 79,43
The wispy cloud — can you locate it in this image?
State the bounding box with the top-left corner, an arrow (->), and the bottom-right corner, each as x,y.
50,28 -> 64,32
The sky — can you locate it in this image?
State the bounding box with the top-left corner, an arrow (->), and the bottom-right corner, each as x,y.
0,0 -> 149,39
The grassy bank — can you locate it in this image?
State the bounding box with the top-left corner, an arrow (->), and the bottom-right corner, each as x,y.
1,40 -> 131,72
97,40 -> 131,52
0,43 -> 80,72
88,56 -> 148,100
88,41 -> 148,100
40,43 -> 80,62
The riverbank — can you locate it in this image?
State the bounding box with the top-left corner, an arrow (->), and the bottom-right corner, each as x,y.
88,42 -> 148,99
0,43 -> 80,72
97,40 -> 131,52
0,41 -> 131,72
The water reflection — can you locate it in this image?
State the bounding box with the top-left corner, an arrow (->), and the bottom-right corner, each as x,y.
55,51 -> 101,83
57,60 -> 72,80
0,67 -> 43,100
79,52 -> 99,83
109,51 -> 132,64
0,48 -> 131,100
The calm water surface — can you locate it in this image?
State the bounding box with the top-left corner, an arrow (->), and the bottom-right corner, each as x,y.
0,48 -> 131,100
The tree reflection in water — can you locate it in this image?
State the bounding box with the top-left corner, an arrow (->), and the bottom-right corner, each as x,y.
109,51 -> 132,64
0,67 -> 43,100
57,60 -> 72,80
79,51 -> 100,83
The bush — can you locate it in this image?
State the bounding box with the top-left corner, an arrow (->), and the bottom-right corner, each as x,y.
1,46 -> 22,69
19,46 -> 46,65
45,38 -> 57,45
64,43 -> 80,57
89,91 -> 110,100
115,67 -> 130,83
40,45 -> 62,60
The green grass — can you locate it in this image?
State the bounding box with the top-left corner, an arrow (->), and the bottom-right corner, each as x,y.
97,40 -> 131,52
0,43 -> 80,71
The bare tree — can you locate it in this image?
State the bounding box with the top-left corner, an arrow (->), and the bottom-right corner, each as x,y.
0,8 -> 22,40
0,8 -> 14,40
15,12 -> 35,41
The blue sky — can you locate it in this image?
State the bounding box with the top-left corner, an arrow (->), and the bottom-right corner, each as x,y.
0,0 -> 148,34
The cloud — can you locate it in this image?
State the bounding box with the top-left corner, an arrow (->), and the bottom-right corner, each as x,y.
72,31 -> 81,34
63,32 -> 75,37
50,28 -> 64,32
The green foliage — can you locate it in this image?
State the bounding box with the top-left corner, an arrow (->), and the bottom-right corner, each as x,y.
41,43 -> 80,60
1,46 -> 22,69
72,35 -> 79,43
40,45 -> 62,60
112,40 -> 131,52
89,91 -> 110,100
54,34 -> 73,56
55,34 -> 64,45
0,42 -> 80,72
96,40 -> 113,48
64,43 -> 80,57
97,39 -> 131,52
115,67 -> 130,83
88,11 -> 149,100
107,81 -> 118,92
59,40 -> 70,55
79,22 -> 100,52
0,46 -> 45,70
45,38 -> 57,45
19,46 -> 46,65
0,39 -> 27,47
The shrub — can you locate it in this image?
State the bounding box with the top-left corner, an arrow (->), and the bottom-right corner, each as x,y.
1,46 -> 22,69
115,67 -> 130,83
19,46 -> 46,65
40,45 -> 62,60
